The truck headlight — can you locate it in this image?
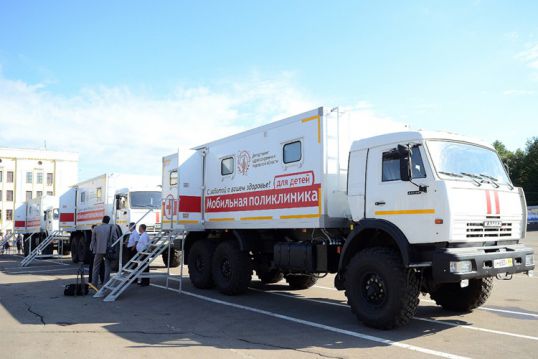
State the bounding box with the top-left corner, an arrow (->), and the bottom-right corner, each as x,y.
526,254 -> 534,266
450,260 -> 473,274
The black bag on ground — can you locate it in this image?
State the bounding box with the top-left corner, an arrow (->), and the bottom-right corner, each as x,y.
64,264 -> 89,296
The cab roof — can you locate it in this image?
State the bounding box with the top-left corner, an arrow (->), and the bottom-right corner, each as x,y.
350,130 -> 494,152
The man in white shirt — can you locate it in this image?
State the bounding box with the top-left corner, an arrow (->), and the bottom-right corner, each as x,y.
136,224 -> 150,286
126,222 -> 139,262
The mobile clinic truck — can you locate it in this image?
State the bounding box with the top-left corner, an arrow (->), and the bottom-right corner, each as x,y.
14,195 -> 61,256
59,173 -> 165,264
171,107 -> 534,329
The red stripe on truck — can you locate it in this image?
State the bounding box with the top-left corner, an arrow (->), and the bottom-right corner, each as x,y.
179,195 -> 202,213
15,221 -> 26,228
494,191 -> 500,214
60,212 -> 75,222
205,184 -> 321,213
485,190 -> 492,214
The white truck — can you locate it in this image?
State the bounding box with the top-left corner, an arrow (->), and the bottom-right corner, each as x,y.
169,106 -> 534,329
14,195 -> 61,256
59,173 -> 165,264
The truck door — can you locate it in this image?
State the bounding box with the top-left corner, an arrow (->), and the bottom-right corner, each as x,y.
365,144 -> 436,240
177,150 -> 205,230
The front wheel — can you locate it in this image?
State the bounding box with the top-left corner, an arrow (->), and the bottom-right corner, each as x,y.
345,247 -> 420,330
430,277 -> 493,312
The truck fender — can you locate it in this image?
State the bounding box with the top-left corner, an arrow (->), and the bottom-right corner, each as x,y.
338,218 -> 411,272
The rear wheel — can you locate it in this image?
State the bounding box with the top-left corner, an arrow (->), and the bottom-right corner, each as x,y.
162,248 -> 181,268
285,274 -> 317,289
188,239 -> 216,289
70,234 -> 79,263
430,277 -> 493,312
345,247 -> 420,330
212,240 -> 252,295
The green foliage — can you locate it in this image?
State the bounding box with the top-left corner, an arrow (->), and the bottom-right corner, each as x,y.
494,137 -> 538,205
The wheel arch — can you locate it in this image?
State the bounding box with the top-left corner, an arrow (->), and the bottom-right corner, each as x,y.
336,219 -> 411,288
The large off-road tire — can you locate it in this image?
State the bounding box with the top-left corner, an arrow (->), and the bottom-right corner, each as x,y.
212,240 -> 252,295
345,247 -> 420,330
285,274 -> 318,289
162,248 -> 181,268
188,239 -> 216,289
257,269 -> 285,284
41,234 -> 54,255
430,277 -> 493,312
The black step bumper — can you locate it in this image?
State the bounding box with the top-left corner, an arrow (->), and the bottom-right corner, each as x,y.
432,244 -> 534,283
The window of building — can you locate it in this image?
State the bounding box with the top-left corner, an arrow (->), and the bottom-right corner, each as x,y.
47,191 -> 53,196
37,172 -> 43,184
221,157 -> 234,176
6,190 -> 13,201
26,172 -> 33,184
6,210 -> 13,221
7,171 -> 13,183
37,191 -> 43,198
47,173 -> 53,186
26,191 -> 32,201
283,141 -> 302,164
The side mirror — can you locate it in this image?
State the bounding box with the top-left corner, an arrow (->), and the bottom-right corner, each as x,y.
398,145 -> 411,181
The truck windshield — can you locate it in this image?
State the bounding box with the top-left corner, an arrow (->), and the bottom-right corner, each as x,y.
129,191 -> 161,209
427,141 -> 511,185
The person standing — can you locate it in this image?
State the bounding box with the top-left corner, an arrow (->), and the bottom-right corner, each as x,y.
136,224 -> 150,286
16,234 -> 22,254
126,222 -> 139,262
90,216 -> 117,287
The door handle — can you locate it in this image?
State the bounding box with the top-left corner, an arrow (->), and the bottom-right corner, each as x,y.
375,201 -> 386,206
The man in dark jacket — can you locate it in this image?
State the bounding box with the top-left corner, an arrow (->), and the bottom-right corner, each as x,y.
90,216 -> 118,287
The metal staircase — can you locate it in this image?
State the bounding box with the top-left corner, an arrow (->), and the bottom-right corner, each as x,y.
0,232 -> 14,253
20,231 -> 65,267
94,231 -> 171,302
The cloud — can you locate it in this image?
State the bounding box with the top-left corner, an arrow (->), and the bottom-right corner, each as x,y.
0,72 -> 406,183
517,43 -> 538,70
0,72 -> 317,180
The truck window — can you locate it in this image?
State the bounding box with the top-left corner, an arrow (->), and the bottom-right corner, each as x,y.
96,187 -> 102,201
170,170 -> 178,186
221,157 -> 234,176
382,146 -> 427,182
283,141 -> 301,164
382,151 -> 400,181
81,192 -> 86,203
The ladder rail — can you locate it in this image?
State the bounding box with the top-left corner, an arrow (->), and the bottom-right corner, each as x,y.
93,231 -> 170,301
20,230 -> 61,267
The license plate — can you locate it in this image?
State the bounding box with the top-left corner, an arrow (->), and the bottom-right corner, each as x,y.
484,220 -> 502,228
493,258 -> 513,269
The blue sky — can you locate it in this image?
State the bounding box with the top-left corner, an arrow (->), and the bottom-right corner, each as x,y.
1,1 -> 537,179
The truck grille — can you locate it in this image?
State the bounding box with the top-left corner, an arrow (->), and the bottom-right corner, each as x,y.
466,221 -> 512,238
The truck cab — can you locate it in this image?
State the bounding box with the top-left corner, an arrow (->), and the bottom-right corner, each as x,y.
115,187 -> 162,233
346,130 -> 532,285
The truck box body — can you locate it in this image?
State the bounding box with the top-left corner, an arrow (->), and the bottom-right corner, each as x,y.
59,173 -> 161,233
174,107 -> 405,231
14,196 -> 59,234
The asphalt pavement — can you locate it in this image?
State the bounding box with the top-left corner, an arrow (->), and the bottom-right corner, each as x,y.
0,232 -> 537,358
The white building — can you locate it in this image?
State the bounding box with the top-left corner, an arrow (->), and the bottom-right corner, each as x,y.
0,148 -> 78,235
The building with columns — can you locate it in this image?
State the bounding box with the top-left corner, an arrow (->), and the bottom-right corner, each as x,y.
0,148 -> 78,235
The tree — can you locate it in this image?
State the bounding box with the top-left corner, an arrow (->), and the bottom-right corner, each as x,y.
493,138 -> 538,206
